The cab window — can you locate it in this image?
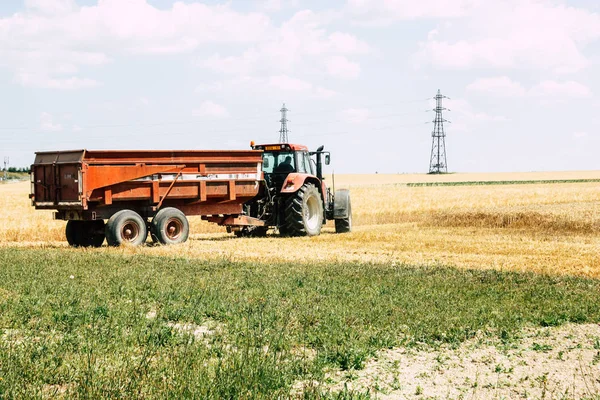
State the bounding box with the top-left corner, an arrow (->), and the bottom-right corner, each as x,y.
262,152 -> 296,174
296,152 -> 307,173
304,152 -> 315,175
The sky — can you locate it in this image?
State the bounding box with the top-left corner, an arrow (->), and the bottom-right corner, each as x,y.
0,0 -> 599,173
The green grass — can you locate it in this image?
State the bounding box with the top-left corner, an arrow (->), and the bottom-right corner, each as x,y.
1,248 -> 600,398
407,179 -> 600,187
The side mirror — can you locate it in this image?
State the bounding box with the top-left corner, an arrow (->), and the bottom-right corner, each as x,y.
325,154 -> 330,165
263,158 -> 270,168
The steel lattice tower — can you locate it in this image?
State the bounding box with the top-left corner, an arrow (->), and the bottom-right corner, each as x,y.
3,157 -> 8,180
429,90 -> 449,174
278,103 -> 290,143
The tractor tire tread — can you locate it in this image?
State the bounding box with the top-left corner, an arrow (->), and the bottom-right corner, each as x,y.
280,183 -> 323,237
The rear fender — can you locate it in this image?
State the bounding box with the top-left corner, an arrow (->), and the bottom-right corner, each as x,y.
279,173 -> 321,195
333,189 -> 351,219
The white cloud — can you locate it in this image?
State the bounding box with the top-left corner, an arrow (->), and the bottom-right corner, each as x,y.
3,3 -> 367,92
466,77 -> 527,97
314,87 -> 337,99
16,72 -> 100,90
40,112 -> 63,131
327,32 -> 370,54
199,50 -> 260,75
25,0 -> 75,15
268,75 -> 312,92
529,80 -> 592,98
0,0 -> 272,88
427,29 -> 439,41
325,56 -> 361,79
192,101 -> 229,118
439,98 -> 507,133
196,75 -> 336,99
347,0 -> 479,25
267,75 -> 337,98
197,10 -> 368,80
339,108 -> 370,123
414,1 -> 600,74
260,0 -> 282,12
467,76 -> 592,99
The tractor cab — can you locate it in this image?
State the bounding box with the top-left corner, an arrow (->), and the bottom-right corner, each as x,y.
251,143 -> 330,190
252,143 -> 329,176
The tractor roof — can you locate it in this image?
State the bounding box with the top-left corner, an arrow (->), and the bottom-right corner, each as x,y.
253,143 -> 309,151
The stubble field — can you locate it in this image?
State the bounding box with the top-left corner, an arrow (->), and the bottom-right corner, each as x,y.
1,172 -> 600,399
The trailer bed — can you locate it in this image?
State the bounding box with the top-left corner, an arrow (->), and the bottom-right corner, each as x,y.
30,149 -> 263,221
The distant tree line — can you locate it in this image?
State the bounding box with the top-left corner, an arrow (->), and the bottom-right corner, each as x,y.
3,167 -> 31,173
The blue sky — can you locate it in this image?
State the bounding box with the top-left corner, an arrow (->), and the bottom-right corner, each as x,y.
0,0 -> 599,173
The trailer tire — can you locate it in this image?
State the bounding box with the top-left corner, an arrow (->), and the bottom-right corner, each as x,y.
281,183 -> 323,236
84,220 -> 106,247
66,220 -> 83,247
150,207 -> 189,245
66,220 -> 105,247
105,210 -> 147,247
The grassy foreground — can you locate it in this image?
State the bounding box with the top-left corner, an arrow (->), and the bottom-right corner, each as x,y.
1,249 -> 600,398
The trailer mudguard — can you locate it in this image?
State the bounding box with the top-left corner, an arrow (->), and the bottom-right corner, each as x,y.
333,189 -> 350,219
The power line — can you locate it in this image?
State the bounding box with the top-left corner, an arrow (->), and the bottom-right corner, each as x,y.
0,110 -> 431,143
0,98 -> 432,132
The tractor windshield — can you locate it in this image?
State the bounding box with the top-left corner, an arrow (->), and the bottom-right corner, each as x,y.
262,152 -> 296,174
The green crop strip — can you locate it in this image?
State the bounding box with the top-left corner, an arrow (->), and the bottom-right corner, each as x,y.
406,179 -> 600,187
0,248 -> 599,398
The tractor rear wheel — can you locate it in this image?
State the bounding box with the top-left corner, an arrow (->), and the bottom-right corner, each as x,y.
105,210 -> 147,247
150,207 -> 189,245
281,183 -> 323,236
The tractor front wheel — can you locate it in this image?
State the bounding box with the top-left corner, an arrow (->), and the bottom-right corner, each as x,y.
280,183 -> 323,236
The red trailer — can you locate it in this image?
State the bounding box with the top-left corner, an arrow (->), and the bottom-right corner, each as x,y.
30,149 -> 264,246
30,144 -> 352,247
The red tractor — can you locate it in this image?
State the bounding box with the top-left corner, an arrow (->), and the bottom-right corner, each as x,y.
234,142 -> 352,237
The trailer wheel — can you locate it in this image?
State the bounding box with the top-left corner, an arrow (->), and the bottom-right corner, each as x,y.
281,183 -> 323,236
105,210 -> 147,247
84,220 -> 106,247
66,220 -> 83,247
150,208 -> 189,245
334,190 -> 352,234
66,220 -> 105,247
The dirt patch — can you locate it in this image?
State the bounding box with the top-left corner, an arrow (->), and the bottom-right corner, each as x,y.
319,323 -> 600,399
42,383 -> 71,399
167,320 -> 221,342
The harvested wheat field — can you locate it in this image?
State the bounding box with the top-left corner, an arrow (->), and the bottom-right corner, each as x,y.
3,174 -> 600,278
1,173 -> 600,399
